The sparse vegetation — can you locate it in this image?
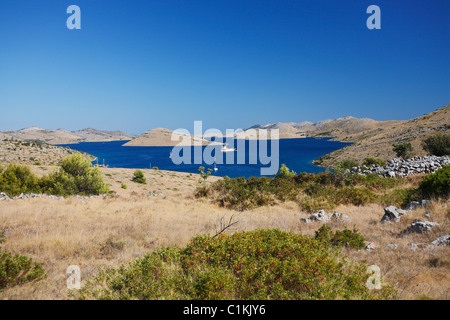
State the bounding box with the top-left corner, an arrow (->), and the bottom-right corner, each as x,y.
197,166 -> 410,212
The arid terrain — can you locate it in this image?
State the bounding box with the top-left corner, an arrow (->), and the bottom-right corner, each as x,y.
0,104 -> 449,300
0,127 -> 135,145
0,164 -> 449,300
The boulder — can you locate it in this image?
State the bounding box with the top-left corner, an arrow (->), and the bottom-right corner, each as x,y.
405,201 -> 421,210
381,206 -> 407,223
409,220 -> 439,234
365,242 -> 378,251
428,234 -> 450,248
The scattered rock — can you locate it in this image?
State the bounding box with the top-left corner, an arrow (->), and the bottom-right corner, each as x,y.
421,200 -> 432,208
408,243 -> 428,251
365,242 -> 378,251
408,219 -> 439,234
300,210 -> 351,224
384,244 -> 398,249
428,234 -> 450,248
405,201 -> 421,210
381,206 -> 408,223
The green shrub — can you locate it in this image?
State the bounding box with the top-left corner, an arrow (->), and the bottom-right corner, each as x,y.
74,229 -> 386,300
43,154 -> 109,196
152,166 -> 159,170
422,133 -> 450,156
198,170 -> 405,212
419,165 -> 450,199
336,159 -> 359,171
315,225 -> 365,250
0,163 -> 41,196
363,157 -> 387,167
132,170 -> 146,184
0,234 -> 46,290
275,164 -> 297,179
393,142 -> 414,159
121,182 -> 127,189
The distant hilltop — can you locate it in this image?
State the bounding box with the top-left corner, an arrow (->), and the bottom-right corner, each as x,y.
0,127 -> 136,145
123,128 -> 222,147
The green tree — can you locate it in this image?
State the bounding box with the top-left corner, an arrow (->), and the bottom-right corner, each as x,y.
132,170 -> 147,184
422,133 -> 450,156
275,164 -> 297,178
43,154 -> 109,196
363,157 -> 386,167
393,142 -> 414,159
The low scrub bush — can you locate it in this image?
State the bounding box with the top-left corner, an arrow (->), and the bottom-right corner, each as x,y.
197,167 -> 409,211
74,229 -> 387,300
0,163 -> 41,196
0,232 -> 46,290
418,165 -> 450,199
0,154 -> 109,197
132,170 -> 146,184
393,142 -> 414,159
315,225 -> 365,250
363,157 -> 387,167
422,133 -> 450,156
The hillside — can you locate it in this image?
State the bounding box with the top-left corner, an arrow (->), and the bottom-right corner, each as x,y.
242,116 -> 384,140
313,104 -> 449,168
123,128 -> 221,146
0,140 -> 93,166
0,127 -> 136,145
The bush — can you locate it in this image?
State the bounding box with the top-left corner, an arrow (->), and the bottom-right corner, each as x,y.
74,229 -> 385,300
315,225 -> 365,250
419,165 -> 450,199
275,164 -> 297,179
393,142 -> 414,159
132,170 -> 146,184
362,157 -> 387,167
337,159 -> 359,170
0,163 -> 41,196
0,155 -> 109,197
121,182 -> 127,189
422,133 -> 450,156
0,234 -> 46,290
44,154 -> 109,196
197,170 -> 407,212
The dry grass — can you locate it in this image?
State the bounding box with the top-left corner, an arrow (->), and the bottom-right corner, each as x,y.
0,167 -> 449,300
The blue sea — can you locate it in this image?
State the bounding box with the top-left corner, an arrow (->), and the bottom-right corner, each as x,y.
59,138 -> 351,179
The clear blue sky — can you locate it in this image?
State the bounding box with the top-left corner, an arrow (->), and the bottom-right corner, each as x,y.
0,0 -> 449,135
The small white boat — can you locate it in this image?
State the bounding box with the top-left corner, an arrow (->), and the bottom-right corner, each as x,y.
220,143 -> 235,152
213,160 -> 218,171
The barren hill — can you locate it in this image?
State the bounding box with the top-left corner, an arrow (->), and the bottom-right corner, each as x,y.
313,104 -> 450,167
0,127 -> 136,145
123,128 -> 220,146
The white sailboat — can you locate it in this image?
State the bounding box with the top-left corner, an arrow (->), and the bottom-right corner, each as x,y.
220,143 -> 235,152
